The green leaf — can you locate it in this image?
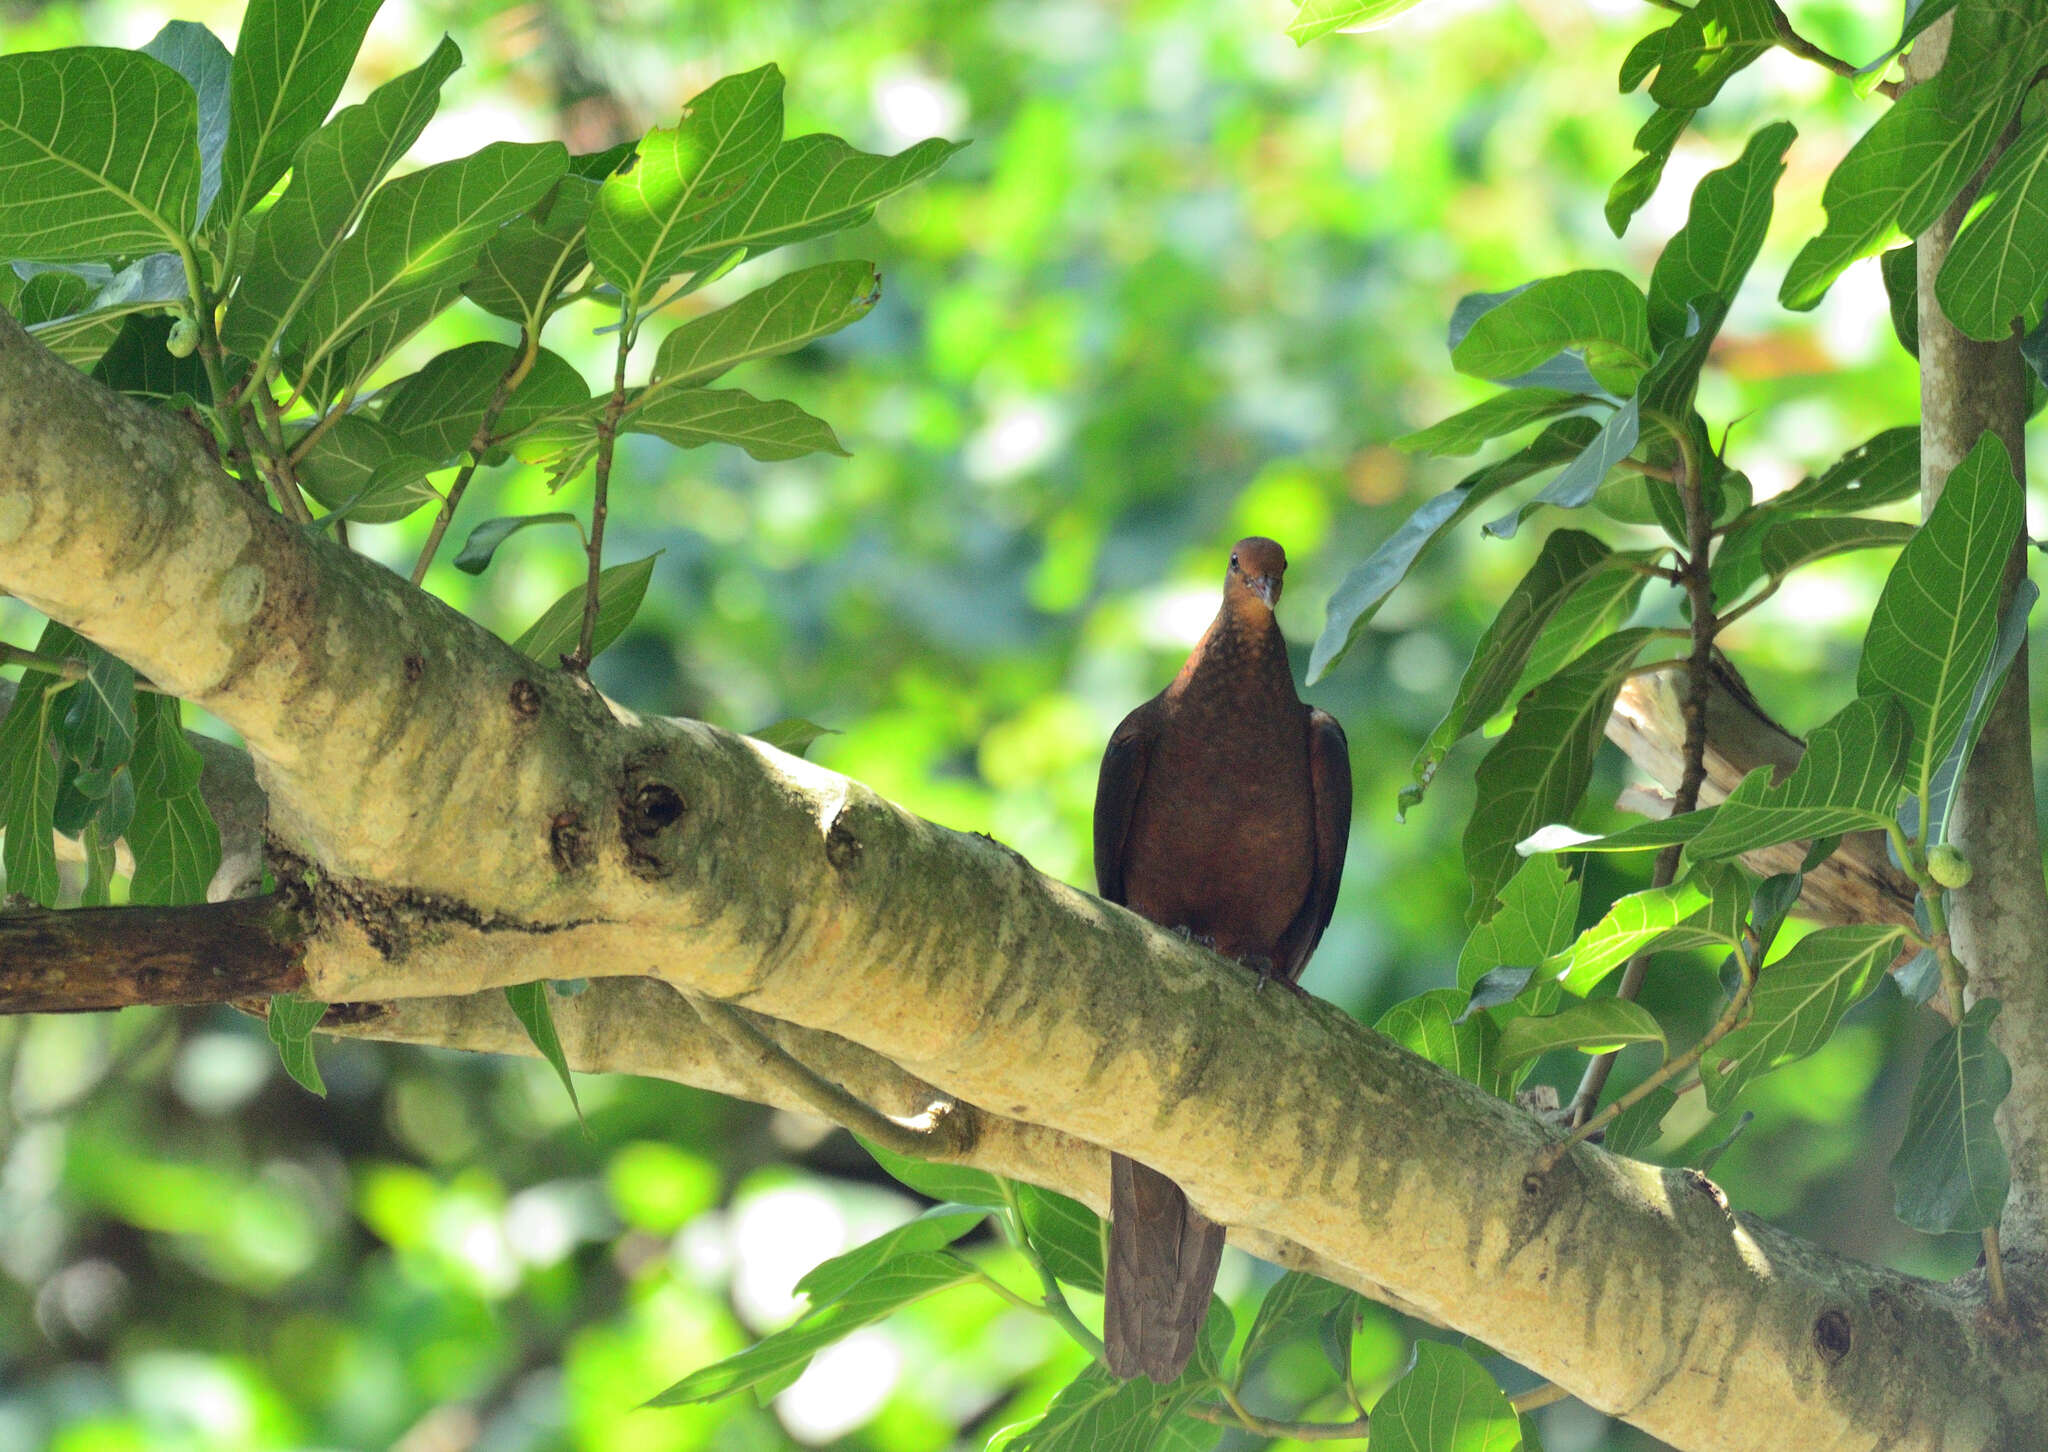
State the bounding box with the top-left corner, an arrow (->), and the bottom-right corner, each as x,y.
1607,106 -> 1693,237
588,65 -> 785,306
504,981 -> 582,1124
381,342 -> 589,465
1450,270 -> 1651,394
513,554 -> 658,665
647,1250 -> 975,1405
1890,999 -> 2011,1233
221,36 -> 461,362
1618,25 -> 1670,94
1936,116 -> 2048,341
1496,998 -> 1666,1071
462,175 -> 598,329
453,513 -> 579,575
56,641 -> 136,814
1702,924 -> 1905,1110
78,817 -> 116,908
1713,515 -> 1916,606
1645,0 -> 1777,109
1519,812 -> 1712,857
1766,427 -> 1920,515
1370,1341 -> 1523,1452
140,21 -> 231,226
294,414 -> 438,524
1306,417 -> 1602,682
0,49 -> 201,261
219,0 -> 384,225
1605,1085 -> 1679,1158
127,692 -> 220,904
1405,530 -> 1615,814
857,1136 -> 1009,1207
1859,432 -> 2022,808
1480,399 -> 1638,540
0,628 -> 69,906
648,260 -> 880,395
1506,552 -> 1652,702
1685,696 -> 1909,861
1241,1271 -> 1360,1374
1926,579 -> 2036,847
1286,0 -> 1424,44
283,141 -> 569,401
625,387 -> 846,461
1459,856 -> 1579,992
1550,875 -> 1732,996
795,1205 -> 986,1308
678,132 -> 966,265
1394,387 -> 1594,458
991,1306 -> 1231,1450
1462,629 -> 1652,921
89,314 -> 214,404
749,718 -> 840,758
1882,243 -> 1919,357
266,992 -> 329,1096
1377,987 -> 1506,1096
1016,1185 -> 1104,1294
1634,299 -> 1728,431
1647,122 -> 1795,345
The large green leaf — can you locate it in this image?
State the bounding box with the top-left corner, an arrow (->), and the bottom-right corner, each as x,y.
461,174 -> 598,330
588,65 -> 784,306
1240,1271 -> 1359,1375
1686,695 -> 1908,861
222,36 -> 461,361
1890,999 -> 2012,1233
1462,629 -> 1651,921
1459,856 -> 1579,993
140,21 -> 231,226
1926,580 -> 2036,847
1404,529 -> 1614,813
1858,432 -> 2023,811
1712,515 -> 1916,607
513,554 -> 658,664
380,342 -> 589,465
857,1136 -> 1009,1208
991,1306 -> 1230,1451
1764,427 -> 1920,515
291,280 -> 465,410
625,387 -> 846,461
1306,417 -> 1601,682
294,413 -> 437,524
1645,0 -> 1776,109
647,260 -> 880,398
1377,987 -> 1504,1096
266,992 -> 329,1096
647,1251 -> 976,1405
91,313 -> 213,404
1506,551 -> 1652,701
1496,998 -> 1666,1071
678,132 -> 966,265
1480,397 -> 1638,539
218,0 -> 384,225
1393,387 -> 1593,458
282,141 -> 568,400
0,49 -> 201,261
1450,269 -> 1651,394
1935,116 -> 2048,341
1015,1186 -> 1104,1294
795,1205 -> 987,1308
1702,925 -> 1904,1110
1370,1342 -> 1523,1452
0,628 -> 69,907
1647,122 -> 1794,345
1550,872 -> 1740,996
127,692 -> 220,904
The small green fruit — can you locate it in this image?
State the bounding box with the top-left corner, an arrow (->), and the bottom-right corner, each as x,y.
166,316 -> 199,358
1928,843 -> 1973,888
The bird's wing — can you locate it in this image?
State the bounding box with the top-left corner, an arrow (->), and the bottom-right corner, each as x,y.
1276,708 -> 1353,981
1094,696 -> 1163,905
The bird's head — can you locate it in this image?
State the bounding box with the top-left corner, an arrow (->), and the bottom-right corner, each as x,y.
1225,536 -> 1288,612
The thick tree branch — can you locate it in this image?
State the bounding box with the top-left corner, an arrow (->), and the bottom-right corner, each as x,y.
0,896 -> 304,1011
0,311 -> 2039,1450
1909,18 -> 2048,1257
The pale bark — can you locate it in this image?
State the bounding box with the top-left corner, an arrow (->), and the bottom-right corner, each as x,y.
0,305 -> 2041,1449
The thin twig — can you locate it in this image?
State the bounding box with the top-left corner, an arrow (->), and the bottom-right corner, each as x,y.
411,337 -> 539,586
1768,0 -> 1901,96
1185,1390 -> 1370,1442
1510,1382 -> 1571,1414
249,379 -> 315,525
574,301 -> 634,670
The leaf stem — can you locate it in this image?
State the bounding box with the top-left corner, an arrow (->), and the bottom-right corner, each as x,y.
410,336 -> 539,586
0,643 -> 165,693
995,1179 -> 1106,1360
1185,1389 -> 1370,1442
573,302 -> 634,671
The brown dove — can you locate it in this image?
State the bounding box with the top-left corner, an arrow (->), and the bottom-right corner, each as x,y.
1092,535 -> 1352,1382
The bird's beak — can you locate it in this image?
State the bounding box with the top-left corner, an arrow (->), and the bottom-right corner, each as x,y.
1249,575 -> 1279,608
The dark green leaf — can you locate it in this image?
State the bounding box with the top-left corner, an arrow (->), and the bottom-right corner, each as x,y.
1377,987 -> 1504,1095
1647,122 -> 1795,345
295,414 -> 438,524
1935,116 -> 2048,340
1604,1085 -> 1678,1158
1686,696 -> 1908,861
1506,552 -> 1651,702
127,692 -> 220,904
219,0 -> 384,225
453,513 -> 580,575
991,1304 -> 1231,1450
1702,925 -> 1905,1110
1882,243 -> 1919,357
1370,1341 -> 1523,1452
462,175 -> 598,329
56,642 -> 136,806
1462,629 -> 1652,920
1496,998 -> 1666,1071
647,1251 -> 975,1405
648,260 -> 880,394
1766,427 -> 1920,515
1890,999 -> 2011,1233
795,1205 -> 986,1308
1713,515 -> 1915,606
79,818 -> 116,908
513,554 -> 659,664
1305,417 -> 1602,682
504,981 -> 582,1123
221,37 -> 461,361
679,132 -> 966,265
1619,25 -> 1671,94
1240,1271 -> 1359,1374
857,1135 -> 1009,1207
749,718 -> 840,758
1635,299 -> 1728,431
1481,398 -> 1638,540
0,49 -> 200,260
1394,388 -> 1594,457
1926,580 -> 2036,847
381,343 -> 590,465
1459,856 -> 1579,991
140,21 -> 231,226
1405,530 -> 1614,813
1017,1186 -> 1103,1293
0,625 -> 71,906
588,65 -> 785,306
90,314 -> 214,404
625,387 -> 846,461
1607,106 -> 1692,237
266,992 -> 329,1096
1859,432 -> 2022,808
1450,269 -> 1651,394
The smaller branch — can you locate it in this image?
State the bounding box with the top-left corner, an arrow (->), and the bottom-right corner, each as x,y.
0,643 -> 167,693
687,995 -> 972,1159
1510,1382 -> 1571,1415
1715,578 -> 1783,632
1614,456 -> 1676,482
247,380 -> 315,525
1767,0 -> 1901,97
1186,1389 -> 1370,1443
0,896 -> 306,1014
573,301 -> 634,671
411,338 -> 538,586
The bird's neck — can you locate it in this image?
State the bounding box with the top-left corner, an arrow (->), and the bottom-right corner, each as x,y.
1169,603 -> 1297,704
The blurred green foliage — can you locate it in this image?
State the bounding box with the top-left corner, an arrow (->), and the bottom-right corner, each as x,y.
0,0 -> 2008,1447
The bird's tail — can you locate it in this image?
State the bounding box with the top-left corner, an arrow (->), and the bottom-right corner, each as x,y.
1103,1152 -> 1226,1383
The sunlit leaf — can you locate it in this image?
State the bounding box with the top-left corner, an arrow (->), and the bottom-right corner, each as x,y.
219,0 -> 384,225
295,414 -> 438,524
1394,387 -> 1595,458
1370,1341 -> 1523,1452
462,174 -> 598,329
513,554 -> 658,665
1607,105 -> 1692,237
1685,695 -> 1908,861
1702,925 -> 1905,1110
625,387 -> 846,461
1645,0 -> 1776,110
678,132 -> 966,265
794,1205 -> 987,1309
1496,998 -> 1666,1071
1935,116 -> 2048,341
1017,1186 -> 1103,1294
1450,269 -> 1651,395
140,21 -> 231,226
1286,0 -> 1424,44
380,342 -> 590,465
127,692 -> 220,904
1378,987 -> 1506,1096
453,513 -> 580,575
1647,122 -> 1794,345
648,260 -> 880,395
857,1135 -> 1009,1207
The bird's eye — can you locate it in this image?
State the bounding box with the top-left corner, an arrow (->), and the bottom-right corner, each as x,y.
1230,552 -> 1239,568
